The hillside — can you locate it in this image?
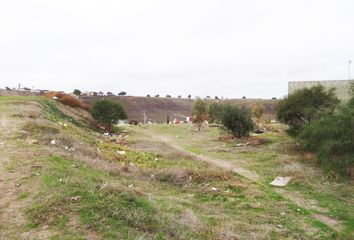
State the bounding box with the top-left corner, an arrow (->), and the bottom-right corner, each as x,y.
0,96 -> 353,239
81,96 -> 278,122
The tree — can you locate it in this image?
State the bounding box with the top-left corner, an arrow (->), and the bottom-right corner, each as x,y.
300,104 -> 354,176
118,91 -> 126,96
91,99 -> 127,132
73,89 -> 81,96
166,94 -> 171,98
188,95 -> 191,99
146,94 -> 151,97
192,98 -> 209,131
277,85 -> 339,137
208,102 -> 224,123
220,104 -> 255,138
298,83 -> 354,177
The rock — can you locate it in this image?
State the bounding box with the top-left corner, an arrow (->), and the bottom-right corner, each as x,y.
128,184 -> 134,188
269,176 -> 292,187
70,196 -> 81,201
50,140 -> 56,145
117,150 -> 126,155
100,182 -> 108,190
27,139 -> 38,145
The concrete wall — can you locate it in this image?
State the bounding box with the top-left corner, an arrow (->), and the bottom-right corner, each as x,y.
288,80 -> 354,100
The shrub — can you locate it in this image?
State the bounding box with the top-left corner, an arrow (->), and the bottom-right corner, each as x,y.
276,85 -> 339,137
300,104 -> 354,176
220,104 -> 255,138
73,89 -> 81,96
208,102 -> 224,123
91,99 -> 127,132
192,98 -> 209,131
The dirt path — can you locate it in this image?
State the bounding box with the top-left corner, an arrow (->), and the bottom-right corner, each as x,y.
141,130 -> 260,181
138,127 -> 346,232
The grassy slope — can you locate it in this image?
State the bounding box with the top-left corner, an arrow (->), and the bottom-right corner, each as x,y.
0,96 -> 353,239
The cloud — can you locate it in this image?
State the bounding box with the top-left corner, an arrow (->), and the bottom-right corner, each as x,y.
1,0 -> 354,98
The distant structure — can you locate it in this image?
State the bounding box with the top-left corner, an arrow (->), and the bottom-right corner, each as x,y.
288,80 -> 354,100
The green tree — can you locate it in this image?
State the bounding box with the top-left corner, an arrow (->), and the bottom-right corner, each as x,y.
298,84 -> 354,176
73,89 -> 81,96
208,102 -> 224,123
192,98 -> 209,131
91,99 -> 127,132
277,85 -> 339,137
300,103 -> 354,176
220,104 -> 255,138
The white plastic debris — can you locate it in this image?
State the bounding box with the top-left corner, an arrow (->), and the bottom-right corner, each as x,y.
63,123 -> 68,127
117,150 -> 126,155
52,96 -> 58,100
269,176 -> 292,187
128,184 -> 134,188
211,187 -> 218,191
50,140 -> 56,145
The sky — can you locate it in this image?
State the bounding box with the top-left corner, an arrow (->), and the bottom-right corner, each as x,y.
1,0 -> 354,99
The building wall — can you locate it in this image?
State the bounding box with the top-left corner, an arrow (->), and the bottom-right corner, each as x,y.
288,80 -> 354,100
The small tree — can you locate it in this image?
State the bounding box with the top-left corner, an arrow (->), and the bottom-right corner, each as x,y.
208,102 -> 224,123
188,95 -> 191,99
277,85 -> 339,137
73,89 -> 81,96
118,91 -> 127,96
220,105 -> 255,138
91,99 -> 127,132
192,98 -> 209,131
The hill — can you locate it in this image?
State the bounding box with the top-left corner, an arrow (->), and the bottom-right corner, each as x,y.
81,96 -> 278,122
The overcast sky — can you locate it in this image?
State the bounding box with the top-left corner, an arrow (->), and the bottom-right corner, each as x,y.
1,0 -> 354,98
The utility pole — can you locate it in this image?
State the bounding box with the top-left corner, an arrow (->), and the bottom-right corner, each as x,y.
349,60 -> 351,80
143,111 -> 147,124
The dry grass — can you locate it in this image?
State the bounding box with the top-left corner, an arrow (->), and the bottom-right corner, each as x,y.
45,92 -> 90,111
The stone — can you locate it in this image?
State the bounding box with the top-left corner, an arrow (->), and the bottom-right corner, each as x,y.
270,176 -> 292,187
27,139 -> 38,145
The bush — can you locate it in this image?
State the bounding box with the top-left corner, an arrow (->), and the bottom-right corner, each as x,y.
277,85 -> 339,137
45,92 -> 90,111
73,89 -> 81,96
208,102 -> 224,123
300,104 -> 354,176
220,104 -> 255,138
91,99 -> 127,132
192,98 -> 209,131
